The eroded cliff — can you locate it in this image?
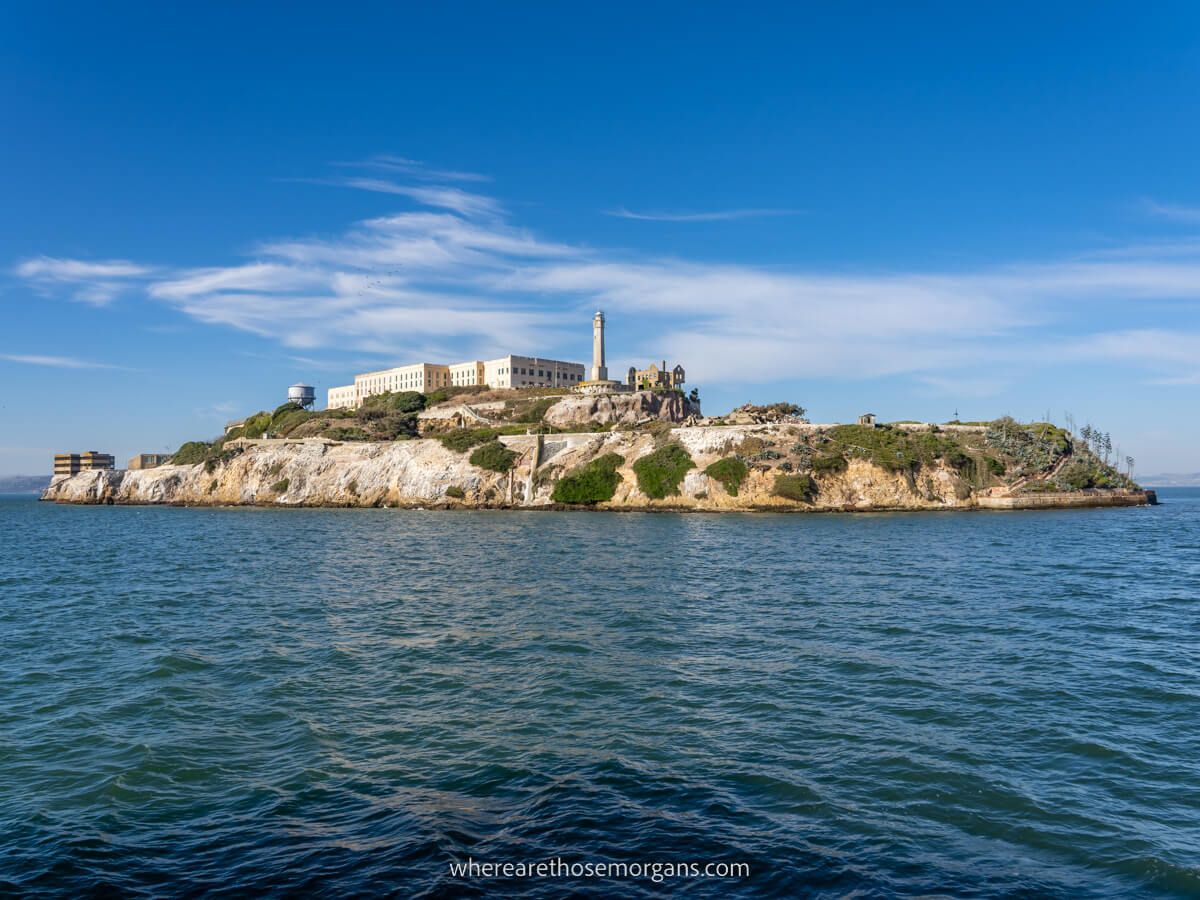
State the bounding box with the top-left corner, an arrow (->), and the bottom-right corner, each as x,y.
41,423 -> 1154,512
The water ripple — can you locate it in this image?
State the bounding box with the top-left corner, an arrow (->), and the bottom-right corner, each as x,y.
1,492 -> 1198,896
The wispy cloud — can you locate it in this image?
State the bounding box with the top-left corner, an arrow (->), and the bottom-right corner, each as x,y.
335,154 -> 490,183
1141,198 -> 1200,224
12,163 -> 1200,391
15,255 -> 153,306
0,353 -> 121,369
324,177 -> 503,219
606,206 -> 802,222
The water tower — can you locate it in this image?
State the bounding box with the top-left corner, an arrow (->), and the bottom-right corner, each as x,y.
288,383 -> 316,410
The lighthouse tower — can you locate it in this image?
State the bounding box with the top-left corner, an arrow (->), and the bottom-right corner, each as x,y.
591,310 -> 608,382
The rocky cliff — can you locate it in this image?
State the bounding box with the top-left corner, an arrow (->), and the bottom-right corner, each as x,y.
41,424 -> 1154,512
542,391 -> 698,429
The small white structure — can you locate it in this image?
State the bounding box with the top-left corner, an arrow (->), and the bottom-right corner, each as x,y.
858,412 -> 878,427
288,384 -> 316,410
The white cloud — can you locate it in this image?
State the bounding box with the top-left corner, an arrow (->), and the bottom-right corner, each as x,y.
12,168 -> 1200,391
0,353 -> 120,369
15,255 -> 153,306
335,155 -> 491,183
330,178 -> 503,219
607,207 -> 802,222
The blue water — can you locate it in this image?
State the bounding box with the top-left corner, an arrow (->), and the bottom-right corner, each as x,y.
2,492 -> 1198,897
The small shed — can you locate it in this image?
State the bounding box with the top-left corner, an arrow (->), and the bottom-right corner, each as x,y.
858,413 -> 878,427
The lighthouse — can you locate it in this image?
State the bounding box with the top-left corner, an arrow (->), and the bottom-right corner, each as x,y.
591,310 -> 608,382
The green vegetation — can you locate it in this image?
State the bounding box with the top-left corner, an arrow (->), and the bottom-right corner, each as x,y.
827,424 -> 1000,476
423,385 -> 490,406
171,441 -> 212,465
469,440 -> 518,473
271,478 -> 289,494
985,417 -> 1070,476
440,427 -> 503,452
323,427 -> 372,442
632,443 -> 695,499
705,457 -> 749,496
1056,458 -> 1125,491
552,453 -> 624,504
828,425 -> 926,473
445,486 -> 466,499
172,436 -> 244,473
514,397 -> 557,423
361,390 -> 425,414
811,452 -> 848,474
773,473 -> 817,502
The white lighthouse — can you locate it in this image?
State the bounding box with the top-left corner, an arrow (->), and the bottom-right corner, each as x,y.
591,310 -> 608,382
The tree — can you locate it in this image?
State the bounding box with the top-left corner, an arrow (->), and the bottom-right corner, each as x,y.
1126,456 -> 1135,479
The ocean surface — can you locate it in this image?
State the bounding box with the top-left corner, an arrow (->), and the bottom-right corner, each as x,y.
2,490 -> 1198,898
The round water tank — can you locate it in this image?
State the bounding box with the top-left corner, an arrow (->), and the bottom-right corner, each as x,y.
288,383 -> 316,406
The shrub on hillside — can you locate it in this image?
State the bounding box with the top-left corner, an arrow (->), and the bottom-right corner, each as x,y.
445,486 -> 466,499
811,453 -> 848,474
323,426 -> 371,441
515,397 -> 558,423
272,407 -> 316,437
943,447 -> 973,471
171,441 -> 213,465
372,412 -> 420,441
360,390 -> 426,414
773,473 -> 817,502
271,478 -> 289,494
440,428 -> 499,453
705,457 -> 748,496
239,412 -> 273,439
470,440 -> 518,473
552,453 -> 624,504
632,443 -> 695,499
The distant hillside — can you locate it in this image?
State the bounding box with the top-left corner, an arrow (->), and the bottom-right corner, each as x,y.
0,475 -> 51,493
1140,473 -> 1200,487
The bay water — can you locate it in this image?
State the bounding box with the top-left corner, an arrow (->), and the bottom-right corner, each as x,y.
2,492 -> 1198,896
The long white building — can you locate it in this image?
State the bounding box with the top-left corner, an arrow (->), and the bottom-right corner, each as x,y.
327,354 -> 585,409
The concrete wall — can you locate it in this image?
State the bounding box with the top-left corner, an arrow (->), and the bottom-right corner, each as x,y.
977,490 -> 1154,509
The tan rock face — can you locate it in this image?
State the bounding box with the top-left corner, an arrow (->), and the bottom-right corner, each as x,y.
42,426 -> 987,512
543,391 -> 696,429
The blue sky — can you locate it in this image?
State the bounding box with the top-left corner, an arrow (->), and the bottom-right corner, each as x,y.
3,2 -> 1200,475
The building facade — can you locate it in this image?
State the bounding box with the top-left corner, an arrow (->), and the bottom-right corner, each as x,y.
327,355 -> 585,408
449,360 -> 486,387
128,453 -> 173,470
481,355 -> 585,389
627,361 -> 686,391
54,451 -> 115,476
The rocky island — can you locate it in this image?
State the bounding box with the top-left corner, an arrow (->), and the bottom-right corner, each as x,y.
42,388 -> 1155,512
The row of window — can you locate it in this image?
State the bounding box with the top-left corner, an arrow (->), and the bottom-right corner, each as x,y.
500,367 -> 583,380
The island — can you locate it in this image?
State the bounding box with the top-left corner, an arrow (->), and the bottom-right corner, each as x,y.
41,387 -> 1155,512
